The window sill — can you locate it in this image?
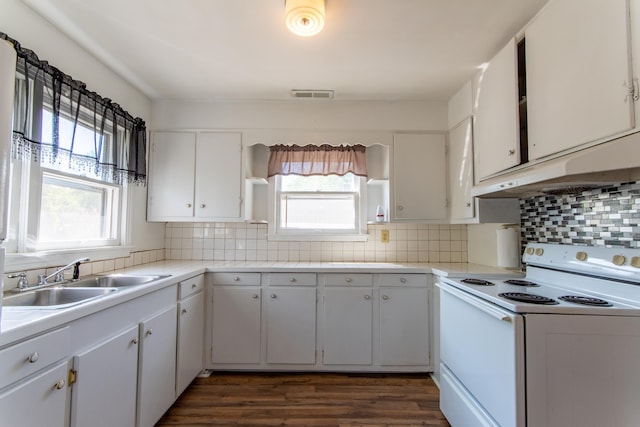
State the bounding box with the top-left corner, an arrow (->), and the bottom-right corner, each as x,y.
267,234 -> 369,242
5,246 -> 134,272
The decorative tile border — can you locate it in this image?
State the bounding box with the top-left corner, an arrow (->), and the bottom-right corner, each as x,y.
520,181 -> 640,248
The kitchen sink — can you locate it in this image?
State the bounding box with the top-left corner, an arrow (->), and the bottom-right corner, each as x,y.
65,274 -> 171,288
3,287 -> 118,309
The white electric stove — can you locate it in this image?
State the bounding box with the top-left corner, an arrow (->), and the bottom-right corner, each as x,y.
438,243 -> 640,427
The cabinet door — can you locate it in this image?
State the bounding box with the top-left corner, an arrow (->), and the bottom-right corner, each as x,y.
176,291 -> 205,397
266,287 -> 317,364
0,360 -> 68,427
147,132 -> 196,220
474,38 -> 520,180
527,0 -> 634,160
379,287 -> 430,365
137,305 -> 178,427
393,133 -> 447,220
448,118 -> 475,220
195,132 -> 243,219
211,286 -> 262,364
323,287 -> 373,365
70,326 -> 139,427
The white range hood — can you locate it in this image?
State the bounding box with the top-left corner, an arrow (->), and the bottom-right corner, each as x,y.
472,131 -> 640,197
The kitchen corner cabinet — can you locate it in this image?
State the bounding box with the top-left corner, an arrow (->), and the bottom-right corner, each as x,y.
473,38 -> 521,181
147,131 -> 243,221
392,133 -> 447,221
176,275 -> 205,397
526,0 -> 635,160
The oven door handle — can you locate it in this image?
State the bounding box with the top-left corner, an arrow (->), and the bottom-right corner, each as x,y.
439,283 -> 515,323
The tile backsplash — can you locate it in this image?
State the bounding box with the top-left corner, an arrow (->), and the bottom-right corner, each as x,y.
164,223 -> 468,263
520,181 -> 640,248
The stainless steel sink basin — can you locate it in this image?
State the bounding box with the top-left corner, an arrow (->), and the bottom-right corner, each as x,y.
3,287 -> 118,309
65,274 -> 171,288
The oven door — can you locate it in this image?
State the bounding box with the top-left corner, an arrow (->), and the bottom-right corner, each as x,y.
439,282 -> 525,427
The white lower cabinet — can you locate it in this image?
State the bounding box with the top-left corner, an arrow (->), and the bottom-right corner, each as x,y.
211,285 -> 262,364
0,360 -> 69,427
71,326 -> 139,427
379,287 -> 430,365
323,287 -> 373,365
176,275 -> 205,397
137,305 -> 178,427
266,286 -> 316,364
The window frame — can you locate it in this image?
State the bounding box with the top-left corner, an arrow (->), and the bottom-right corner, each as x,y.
268,174 -> 369,241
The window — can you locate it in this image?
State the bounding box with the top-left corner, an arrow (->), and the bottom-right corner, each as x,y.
267,144 -> 369,241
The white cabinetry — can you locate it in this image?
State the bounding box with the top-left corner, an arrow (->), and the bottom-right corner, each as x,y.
0,327 -> 70,427
448,118 -> 474,220
71,326 -> 139,427
379,284 -> 430,366
176,275 -> 205,397
265,273 -> 316,365
393,133 -> 447,221
210,273 -> 262,364
526,0 -> 635,160
0,360 -> 69,427
322,274 -> 373,366
473,38 -> 521,181
148,131 -> 243,221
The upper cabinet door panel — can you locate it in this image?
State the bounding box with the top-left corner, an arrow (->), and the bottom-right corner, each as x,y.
526,0 -> 634,160
448,118 -> 474,220
195,132 -> 242,219
393,133 -> 447,221
148,132 -> 196,219
473,38 -> 521,181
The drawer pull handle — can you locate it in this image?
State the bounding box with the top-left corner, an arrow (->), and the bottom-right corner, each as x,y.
54,379 -> 66,390
364,295 -> 371,300
131,338 -> 139,345
200,203 -> 206,208
382,295 -> 389,300
27,352 -> 40,363
252,294 -> 259,299
400,277 -> 406,283
270,294 -> 277,299
192,283 -> 197,289
233,276 -> 240,281
146,329 -> 153,336
182,308 -> 188,315
186,203 -> 192,208
345,277 -> 352,283
289,277 -> 296,282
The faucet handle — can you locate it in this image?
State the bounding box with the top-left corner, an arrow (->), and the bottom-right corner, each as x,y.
8,272 -> 29,289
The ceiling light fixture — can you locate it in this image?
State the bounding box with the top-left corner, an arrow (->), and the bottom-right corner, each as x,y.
285,0 -> 325,37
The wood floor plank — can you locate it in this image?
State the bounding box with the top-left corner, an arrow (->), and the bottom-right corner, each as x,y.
156,373 -> 450,427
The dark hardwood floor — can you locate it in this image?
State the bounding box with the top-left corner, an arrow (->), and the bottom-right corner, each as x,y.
156,372 -> 450,427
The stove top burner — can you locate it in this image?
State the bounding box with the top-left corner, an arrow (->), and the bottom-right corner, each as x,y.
499,292 -> 559,305
504,279 -> 539,287
461,278 -> 495,286
558,295 -> 613,307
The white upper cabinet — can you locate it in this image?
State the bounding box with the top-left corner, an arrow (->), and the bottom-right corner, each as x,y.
148,131 -> 243,221
448,118 -> 475,220
392,133 -> 447,221
473,38 -> 521,181
526,0 -> 635,160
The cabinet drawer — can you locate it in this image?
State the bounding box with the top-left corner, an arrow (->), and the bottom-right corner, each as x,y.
375,274 -> 427,287
179,274 -> 204,299
268,273 -> 316,286
323,273 -> 373,286
211,272 -> 261,286
0,327 -> 70,390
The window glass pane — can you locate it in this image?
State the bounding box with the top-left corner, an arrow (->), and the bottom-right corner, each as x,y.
280,194 -> 356,230
41,110 -> 99,157
38,173 -> 117,242
280,173 -> 357,192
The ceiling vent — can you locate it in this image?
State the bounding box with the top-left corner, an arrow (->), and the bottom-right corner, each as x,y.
290,89 -> 334,99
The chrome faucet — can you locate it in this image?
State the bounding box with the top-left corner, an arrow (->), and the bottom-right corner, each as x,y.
38,257 -> 90,286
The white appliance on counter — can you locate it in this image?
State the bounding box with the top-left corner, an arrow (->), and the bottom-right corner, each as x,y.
438,243 -> 640,427
0,39 -> 16,326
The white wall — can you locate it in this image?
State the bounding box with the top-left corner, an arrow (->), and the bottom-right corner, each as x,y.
152,100 -> 448,132
1,0 -> 164,252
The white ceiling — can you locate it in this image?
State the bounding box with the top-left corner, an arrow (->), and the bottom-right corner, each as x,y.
21,0 -> 548,102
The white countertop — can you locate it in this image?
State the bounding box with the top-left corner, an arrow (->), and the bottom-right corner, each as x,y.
0,260 -> 515,347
